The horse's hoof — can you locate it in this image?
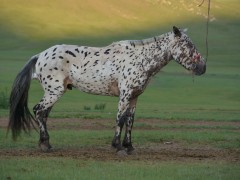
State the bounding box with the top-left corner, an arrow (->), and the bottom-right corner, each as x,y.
126,146 -> 136,155
39,143 -> 52,153
117,149 -> 128,156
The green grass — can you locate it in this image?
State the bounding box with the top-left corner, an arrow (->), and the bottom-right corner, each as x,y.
0,158 -> 239,180
1,119 -> 239,179
1,127 -> 239,150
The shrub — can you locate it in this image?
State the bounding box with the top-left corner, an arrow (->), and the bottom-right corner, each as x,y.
83,106 -> 91,111
94,103 -> 106,110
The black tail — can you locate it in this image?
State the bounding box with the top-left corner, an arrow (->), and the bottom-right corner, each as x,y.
8,55 -> 39,140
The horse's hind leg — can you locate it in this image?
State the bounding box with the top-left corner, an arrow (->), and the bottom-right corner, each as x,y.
34,104 -> 52,151
33,92 -> 63,152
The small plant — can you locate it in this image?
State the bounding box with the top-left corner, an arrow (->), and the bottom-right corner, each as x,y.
83,106 -> 91,111
94,103 -> 106,110
0,88 -> 9,109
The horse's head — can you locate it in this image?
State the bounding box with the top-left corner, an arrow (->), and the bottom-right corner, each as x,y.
170,26 -> 206,75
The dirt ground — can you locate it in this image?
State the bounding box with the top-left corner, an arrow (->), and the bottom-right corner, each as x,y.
1,118 -> 239,163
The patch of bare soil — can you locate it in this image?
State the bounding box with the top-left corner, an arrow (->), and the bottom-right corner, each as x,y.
1,118 -> 240,131
0,145 -> 239,163
1,118 -> 239,163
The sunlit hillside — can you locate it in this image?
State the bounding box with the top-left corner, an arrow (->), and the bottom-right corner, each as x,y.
0,0 -> 239,40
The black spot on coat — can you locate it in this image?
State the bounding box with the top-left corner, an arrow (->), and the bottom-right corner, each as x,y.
65,50 -> 76,57
84,52 -> 88,58
83,61 -> 90,67
94,52 -> 100,56
104,49 -> 111,54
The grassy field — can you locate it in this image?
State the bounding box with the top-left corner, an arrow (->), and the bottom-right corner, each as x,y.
0,158 -> 239,180
0,0 -> 239,179
0,118 -> 239,179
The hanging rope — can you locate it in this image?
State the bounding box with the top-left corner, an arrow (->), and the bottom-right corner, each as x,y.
198,0 -> 211,62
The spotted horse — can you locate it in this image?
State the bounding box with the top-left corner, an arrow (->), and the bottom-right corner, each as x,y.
8,26 -> 206,154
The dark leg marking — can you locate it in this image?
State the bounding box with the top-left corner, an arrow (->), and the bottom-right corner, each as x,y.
112,110 -> 127,151
121,98 -> 137,154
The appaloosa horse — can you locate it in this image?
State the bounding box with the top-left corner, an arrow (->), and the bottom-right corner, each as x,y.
8,26 -> 206,154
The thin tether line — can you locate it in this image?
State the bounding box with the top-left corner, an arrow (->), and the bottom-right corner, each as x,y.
198,0 -> 211,62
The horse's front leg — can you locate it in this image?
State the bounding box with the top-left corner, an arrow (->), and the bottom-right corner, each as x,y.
122,98 -> 138,153
112,94 -> 130,152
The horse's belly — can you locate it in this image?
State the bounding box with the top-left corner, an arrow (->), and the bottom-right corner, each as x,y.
69,59 -> 120,96
75,81 -> 111,95
71,73 -> 118,96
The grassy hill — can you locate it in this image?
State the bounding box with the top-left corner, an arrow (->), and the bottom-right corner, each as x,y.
0,0 -> 239,40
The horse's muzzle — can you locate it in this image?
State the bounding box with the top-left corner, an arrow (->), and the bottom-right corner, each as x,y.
193,61 -> 206,76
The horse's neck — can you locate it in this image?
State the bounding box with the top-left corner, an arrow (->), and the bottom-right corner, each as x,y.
139,33 -> 172,75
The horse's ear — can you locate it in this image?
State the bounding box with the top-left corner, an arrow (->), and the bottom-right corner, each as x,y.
173,26 -> 181,37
